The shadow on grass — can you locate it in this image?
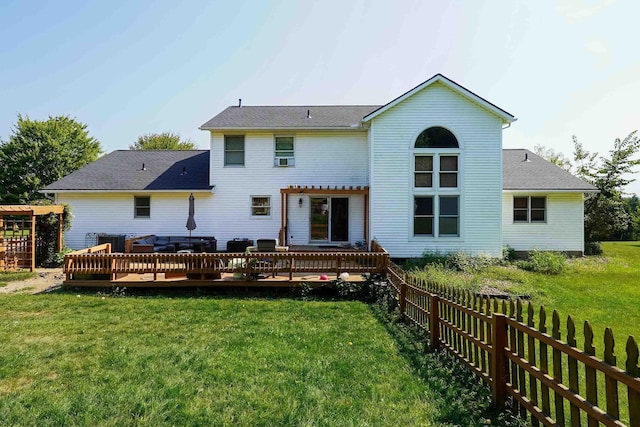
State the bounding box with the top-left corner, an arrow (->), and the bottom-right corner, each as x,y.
368,305 -> 527,427
46,283 -> 321,300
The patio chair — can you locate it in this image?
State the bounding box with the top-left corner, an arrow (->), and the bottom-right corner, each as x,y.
256,239 -> 277,252
256,239 -> 277,277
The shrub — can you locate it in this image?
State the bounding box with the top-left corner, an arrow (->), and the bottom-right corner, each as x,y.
585,241 -> 603,255
40,247 -> 73,268
406,251 -> 500,273
502,246 -> 517,262
449,251 -> 498,272
517,250 -> 566,274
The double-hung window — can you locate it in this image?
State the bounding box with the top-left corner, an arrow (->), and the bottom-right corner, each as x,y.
513,196 -> 546,223
134,196 -> 150,218
274,136 -> 295,166
413,195 -> 459,236
414,156 -> 433,187
251,196 -> 271,217
224,135 -> 245,166
413,126 -> 460,237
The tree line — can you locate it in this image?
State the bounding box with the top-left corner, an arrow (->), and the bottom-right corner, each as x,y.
534,130 -> 640,253
0,115 -> 196,204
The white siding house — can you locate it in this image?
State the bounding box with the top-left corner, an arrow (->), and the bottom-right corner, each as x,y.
365,80 -> 508,257
208,130 -> 369,247
502,192 -> 585,253
44,74 -> 597,256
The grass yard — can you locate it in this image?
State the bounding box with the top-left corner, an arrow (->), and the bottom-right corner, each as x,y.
0,292 -> 520,427
408,241 -> 640,358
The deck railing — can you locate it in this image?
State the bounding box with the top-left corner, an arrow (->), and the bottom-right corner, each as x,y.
64,245 -> 389,282
387,262 -> 640,427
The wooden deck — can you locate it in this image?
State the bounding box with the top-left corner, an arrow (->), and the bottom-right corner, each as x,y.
63,242 -> 389,288
66,271 -> 369,288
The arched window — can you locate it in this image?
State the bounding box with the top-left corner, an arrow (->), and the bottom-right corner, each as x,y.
413,126 -> 460,237
414,126 -> 459,148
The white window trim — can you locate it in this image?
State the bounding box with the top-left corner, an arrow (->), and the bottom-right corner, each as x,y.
274,135 -> 295,167
411,147 -> 462,239
134,195 -> 151,219
513,195 -> 547,224
412,194 -> 462,238
224,135 -> 245,167
251,195 -> 272,218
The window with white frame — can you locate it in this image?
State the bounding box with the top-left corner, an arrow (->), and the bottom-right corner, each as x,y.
439,155 -> 458,188
413,126 -> 460,237
414,196 -> 459,236
224,135 -> 245,166
134,196 -> 150,218
513,196 -> 546,223
439,196 -> 459,235
251,196 -> 271,217
414,196 -> 434,235
274,136 -> 294,166
414,155 -> 433,187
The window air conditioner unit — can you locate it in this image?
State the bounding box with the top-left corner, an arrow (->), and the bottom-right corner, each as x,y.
275,157 -> 294,167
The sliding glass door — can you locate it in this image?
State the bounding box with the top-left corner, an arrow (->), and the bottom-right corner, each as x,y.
309,197 -> 348,243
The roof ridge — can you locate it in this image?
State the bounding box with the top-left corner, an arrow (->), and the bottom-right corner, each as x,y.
223,104 -> 382,108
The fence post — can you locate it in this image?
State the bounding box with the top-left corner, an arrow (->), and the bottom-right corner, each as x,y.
399,280 -> 407,322
491,313 -> 508,407
429,293 -> 440,350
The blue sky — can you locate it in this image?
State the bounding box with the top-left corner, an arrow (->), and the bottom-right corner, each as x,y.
1,0 -> 639,193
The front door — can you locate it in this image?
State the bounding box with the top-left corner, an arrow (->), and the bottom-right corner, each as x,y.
309,197 -> 349,243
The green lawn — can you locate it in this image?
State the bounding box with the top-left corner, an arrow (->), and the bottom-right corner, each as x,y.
0,292 -> 521,426
408,241 -> 640,358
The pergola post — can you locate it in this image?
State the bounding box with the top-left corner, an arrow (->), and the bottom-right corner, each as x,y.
29,213 -> 36,271
57,213 -> 63,251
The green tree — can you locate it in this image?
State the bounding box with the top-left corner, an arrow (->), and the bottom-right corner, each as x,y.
534,144 -> 572,171
573,131 -> 640,246
0,115 -> 102,204
129,132 -> 197,150
618,195 -> 640,240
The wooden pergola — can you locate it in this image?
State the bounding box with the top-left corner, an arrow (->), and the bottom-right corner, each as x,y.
279,185 -> 369,246
0,205 -> 64,271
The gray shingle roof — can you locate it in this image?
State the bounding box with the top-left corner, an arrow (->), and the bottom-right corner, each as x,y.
503,149 -> 597,191
199,105 -> 381,130
43,148 -> 596,193
42,150 -> 211,192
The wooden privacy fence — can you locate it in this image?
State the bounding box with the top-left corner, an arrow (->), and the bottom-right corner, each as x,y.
64,246 -> 389,282
387,262 -> 640,427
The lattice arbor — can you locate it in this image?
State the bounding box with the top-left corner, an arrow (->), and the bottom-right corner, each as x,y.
0,205 -> 64,272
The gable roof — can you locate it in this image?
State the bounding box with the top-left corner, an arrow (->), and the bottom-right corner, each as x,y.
42,150 -> 211,192
363,74 -> 516,124
503,149 -> 597,192
200,74 -> 515,131
200,105 -> 379,130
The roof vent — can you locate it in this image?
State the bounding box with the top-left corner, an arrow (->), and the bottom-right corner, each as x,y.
306,109 -> 311,119
523,153 -> 530,162
238,98 -> 242,108
181,166 -> 187,175
140,163 -> 146,171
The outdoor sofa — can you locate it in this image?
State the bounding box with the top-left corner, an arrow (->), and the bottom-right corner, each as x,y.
128,235 -> 217,253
